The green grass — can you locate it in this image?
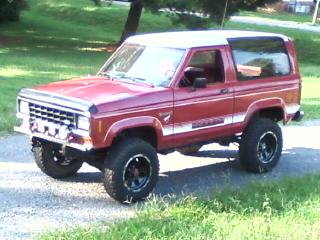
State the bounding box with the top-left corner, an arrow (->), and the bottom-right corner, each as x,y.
0,0 -> 179,133
240,10 -> 316,24
38,173 -> 320,239
0,1 -> 319,133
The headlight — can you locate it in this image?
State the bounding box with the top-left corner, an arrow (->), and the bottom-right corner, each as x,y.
77,115 -> 90,130
19,101 -> 29,115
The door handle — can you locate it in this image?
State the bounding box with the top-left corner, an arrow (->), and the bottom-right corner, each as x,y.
220,88 -> 229,94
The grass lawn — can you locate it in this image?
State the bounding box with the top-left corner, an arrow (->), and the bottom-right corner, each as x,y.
1,2 -> 319,239
38,173 -> 320,239
0,0 -> 180,133
239,10 -> 316,24
0,0 -> 319,134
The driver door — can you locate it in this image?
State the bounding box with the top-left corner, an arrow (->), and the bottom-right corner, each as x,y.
172,48 -> 234,144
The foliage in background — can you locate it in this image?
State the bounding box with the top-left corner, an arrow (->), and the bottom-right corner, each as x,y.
142,0 -> 280,28
91,0 -> 101,7
0,0 -> 27,23
120,0 -> 280,43
0,0 -> 319,133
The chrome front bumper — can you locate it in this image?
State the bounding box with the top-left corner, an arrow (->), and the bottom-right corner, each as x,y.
14,115 -> 93,152
15,88 -> 95,151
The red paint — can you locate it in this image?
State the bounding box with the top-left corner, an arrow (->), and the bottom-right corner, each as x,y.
23,34 -> 302,151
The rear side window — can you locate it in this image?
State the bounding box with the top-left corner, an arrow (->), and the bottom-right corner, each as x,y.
228,38 -> 291,81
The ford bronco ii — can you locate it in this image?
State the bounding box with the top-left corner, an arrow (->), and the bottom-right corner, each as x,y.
15,30 -> 303,202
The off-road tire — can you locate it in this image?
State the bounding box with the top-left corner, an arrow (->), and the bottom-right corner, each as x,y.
33,142 -> 83,179
239,118 -> 283,173
103,138 -> 159,203
177,144 -> 203,155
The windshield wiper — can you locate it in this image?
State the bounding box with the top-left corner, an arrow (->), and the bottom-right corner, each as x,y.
121,76 -> 154,87
100,71 -> 114,80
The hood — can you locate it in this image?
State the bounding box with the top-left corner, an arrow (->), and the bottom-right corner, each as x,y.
33,76 -> 158,106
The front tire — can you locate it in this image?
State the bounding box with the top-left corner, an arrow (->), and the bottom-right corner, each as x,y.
103,138 -> 159,203
33,142 -> 83,179
239,118 -> 283,173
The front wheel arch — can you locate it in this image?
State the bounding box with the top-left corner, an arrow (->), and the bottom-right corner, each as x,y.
112,126 -> 158,149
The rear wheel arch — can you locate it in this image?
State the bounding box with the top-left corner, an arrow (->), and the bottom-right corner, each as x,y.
245,106 -> 285,126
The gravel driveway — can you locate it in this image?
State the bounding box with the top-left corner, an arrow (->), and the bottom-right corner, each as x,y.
0,121 -> 319,239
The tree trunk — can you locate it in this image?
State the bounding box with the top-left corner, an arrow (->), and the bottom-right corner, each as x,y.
91,0 -> 102,6
119,0 -> 143,44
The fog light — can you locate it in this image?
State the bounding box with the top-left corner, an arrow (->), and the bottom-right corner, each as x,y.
48,126 -> 56,136
58,125 -> 70,140
37,122 -> 45,133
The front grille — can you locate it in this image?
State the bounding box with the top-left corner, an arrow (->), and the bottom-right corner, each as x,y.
29,103 -> 76,128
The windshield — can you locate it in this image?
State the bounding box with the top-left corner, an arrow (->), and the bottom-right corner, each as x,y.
98,44 -> 185,87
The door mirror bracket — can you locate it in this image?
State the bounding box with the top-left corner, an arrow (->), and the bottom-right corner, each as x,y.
191,77 -> 207,91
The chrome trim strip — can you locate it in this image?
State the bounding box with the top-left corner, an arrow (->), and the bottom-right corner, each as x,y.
19,88 -> 94,115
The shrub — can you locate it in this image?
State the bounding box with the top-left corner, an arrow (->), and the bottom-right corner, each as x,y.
0,0 -> 27,23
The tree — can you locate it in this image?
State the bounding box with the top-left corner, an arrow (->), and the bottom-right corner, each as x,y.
119,0 -> 143,44
119,0 -> 279,43
0,0 -> 27,23
91,0 -> 102,7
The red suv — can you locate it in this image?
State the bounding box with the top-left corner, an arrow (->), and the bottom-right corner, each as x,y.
15,30 -> 303,202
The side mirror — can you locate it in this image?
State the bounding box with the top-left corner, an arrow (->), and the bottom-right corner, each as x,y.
193,77 -> 207,89
184,67 -> 204,80
184,66 -> 204,74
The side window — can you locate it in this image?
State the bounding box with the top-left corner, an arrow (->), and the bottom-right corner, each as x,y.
228,38 -> 291,81
179,50 -> 225,87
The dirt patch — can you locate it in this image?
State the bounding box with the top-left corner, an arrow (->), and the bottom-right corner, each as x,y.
100,44 -> 119,52
76,44 -> 118,53
0,36 -> 25,46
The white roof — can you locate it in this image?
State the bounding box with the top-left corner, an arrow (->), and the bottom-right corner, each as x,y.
125,30 -> 289,49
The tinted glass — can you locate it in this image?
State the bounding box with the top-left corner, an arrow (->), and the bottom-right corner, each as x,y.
229,38 -> 291,80
100,44 -> 185,87
179,50 -> 224,87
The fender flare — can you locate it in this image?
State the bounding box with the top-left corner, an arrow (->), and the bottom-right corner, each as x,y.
243,97 -> 286,125
103,116 -> 164,147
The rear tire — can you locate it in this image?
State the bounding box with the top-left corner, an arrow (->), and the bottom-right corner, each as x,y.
33,142 -> 83,179
239,118 -> 282,173
103,138 -> 159,203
